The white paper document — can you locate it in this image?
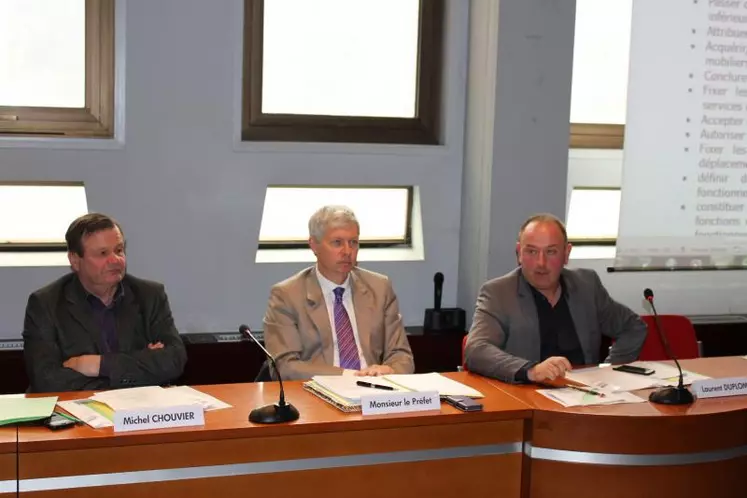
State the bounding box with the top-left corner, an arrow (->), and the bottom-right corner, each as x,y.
162,386 -> 232,411
566,363 -> 710,393
61,386 -> 231,429
58,399 -> 114,429
566,367 -> 661,392
309,373 -> 483,405
92,386 -> 178,411
384,373 -> 484,398
91,386 -> 231,412
537,388 -> 646,407
310,376 -> 406,403
628,361 -> 710,385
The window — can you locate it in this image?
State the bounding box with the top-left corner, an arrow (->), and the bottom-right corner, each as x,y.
0,183 -> 88,251
570,0 -> 631,149
242,0 -> 443,144
566,187 -> 620,244
0,0 -> 115,138
258,186 -> 412,248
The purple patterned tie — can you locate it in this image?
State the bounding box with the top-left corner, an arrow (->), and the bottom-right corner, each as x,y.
333,287 -> 360,370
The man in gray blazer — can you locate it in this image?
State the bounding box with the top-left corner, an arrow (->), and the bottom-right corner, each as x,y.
464,214 -> 647,383
263,205 -> 414,380
23,213 -> 187,392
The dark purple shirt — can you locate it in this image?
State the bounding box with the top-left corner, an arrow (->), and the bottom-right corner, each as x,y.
85,284 -> 124,377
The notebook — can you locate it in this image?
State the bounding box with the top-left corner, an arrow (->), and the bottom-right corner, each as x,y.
0,395 -> 57,426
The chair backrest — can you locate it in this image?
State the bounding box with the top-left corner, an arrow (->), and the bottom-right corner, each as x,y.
638,315 -> 699,361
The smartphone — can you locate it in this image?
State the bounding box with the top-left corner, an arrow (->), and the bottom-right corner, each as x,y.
443,395 -> 483,412
613,364 -> 655,376
44,413 -> 78,430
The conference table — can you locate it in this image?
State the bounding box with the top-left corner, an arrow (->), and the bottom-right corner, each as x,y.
15,373 -> 531,498
490,356 -> 747,498
9,357 -> 747,498
0,429 -> 15,496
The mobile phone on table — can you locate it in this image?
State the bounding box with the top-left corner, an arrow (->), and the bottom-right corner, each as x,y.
613,364 -> 655,376
44,412 -> 78,430
443,395 -> 483,412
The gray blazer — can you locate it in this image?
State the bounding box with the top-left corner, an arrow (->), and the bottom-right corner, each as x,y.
464,267 -> 647,382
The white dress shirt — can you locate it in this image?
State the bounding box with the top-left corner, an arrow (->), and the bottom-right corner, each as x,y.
316,267 -> 368,373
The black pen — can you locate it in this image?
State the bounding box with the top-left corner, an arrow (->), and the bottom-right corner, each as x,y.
535,382 -> 605,398
356,380 -> 395,391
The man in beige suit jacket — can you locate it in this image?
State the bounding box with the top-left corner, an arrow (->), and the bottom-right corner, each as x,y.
263,206 -> 414,380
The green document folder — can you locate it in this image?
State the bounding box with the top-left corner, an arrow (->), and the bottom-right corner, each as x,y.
0,396 -> 58,426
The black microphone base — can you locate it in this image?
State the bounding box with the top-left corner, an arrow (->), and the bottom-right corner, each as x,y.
249,402 -> 300,424
648,386 -> 695,405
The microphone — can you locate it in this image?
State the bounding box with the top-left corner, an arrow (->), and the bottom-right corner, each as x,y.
423,272 -> 466,333
433,272 -> 444,310
642,289 -> 694,405
239,324 -> 300,424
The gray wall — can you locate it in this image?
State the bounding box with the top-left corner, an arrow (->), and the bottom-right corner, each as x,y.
459,0 -> 576,314
7,1 -> 713,340
0,0 -> 471,337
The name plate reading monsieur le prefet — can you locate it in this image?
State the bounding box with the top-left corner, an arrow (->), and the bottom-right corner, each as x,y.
691,377 -> 747,399
361,391 -> 440,416
114,404 -> 204,433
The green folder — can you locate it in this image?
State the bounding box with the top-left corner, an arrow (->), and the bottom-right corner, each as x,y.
0,396 -> 58,426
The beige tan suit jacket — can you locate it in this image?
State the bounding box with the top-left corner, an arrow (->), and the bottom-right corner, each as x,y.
263,266 -> 415,380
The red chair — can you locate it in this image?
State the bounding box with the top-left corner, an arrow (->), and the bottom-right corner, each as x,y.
638,315 -> 700,361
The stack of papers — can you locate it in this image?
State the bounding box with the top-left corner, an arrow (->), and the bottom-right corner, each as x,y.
58,386 -> 231,429
536,361 -> 714,408
566,361 -> 710,393
537,388 -> 646,407
631,361 -> 710,385
385,373 -> 484,397
0,395 -> 58,426
303,373 -> 483,413
305,376 -> 405,411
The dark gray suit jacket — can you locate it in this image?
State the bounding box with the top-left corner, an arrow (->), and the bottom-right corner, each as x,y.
464,267 -> 647,382
23,273 -> 187,393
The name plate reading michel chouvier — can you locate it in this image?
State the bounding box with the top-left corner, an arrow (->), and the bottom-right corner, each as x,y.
361,391 -> 441,416
692,377 -> 747,399
114,404 -> 204,433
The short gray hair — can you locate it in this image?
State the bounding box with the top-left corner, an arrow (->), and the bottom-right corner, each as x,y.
308,205 -> 359,242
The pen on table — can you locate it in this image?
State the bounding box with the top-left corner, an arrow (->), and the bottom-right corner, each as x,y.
565,384 -> 606,397
356,381 -> 395,391
535,381 -> 606,398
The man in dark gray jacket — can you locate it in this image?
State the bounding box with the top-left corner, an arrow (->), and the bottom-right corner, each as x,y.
23,213 -> 187,393
464,214 -> 647,383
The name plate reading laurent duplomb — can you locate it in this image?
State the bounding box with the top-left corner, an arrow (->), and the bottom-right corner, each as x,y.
691,377 -> 747,399
114,404 -> 204,433
361,391 -> 440,416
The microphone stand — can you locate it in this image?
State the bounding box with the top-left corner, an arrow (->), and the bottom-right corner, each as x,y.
240,325 -> 300,423
645,299 -> 695,405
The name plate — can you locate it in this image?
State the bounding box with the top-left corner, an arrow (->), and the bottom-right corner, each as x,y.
114,404 -> 204,433
691,377 -> 747,399
361,391 -> 440,416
